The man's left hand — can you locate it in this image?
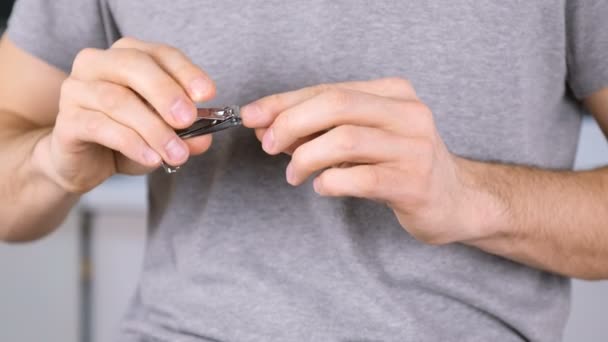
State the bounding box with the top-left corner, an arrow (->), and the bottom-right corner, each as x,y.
241,78 -> 492,245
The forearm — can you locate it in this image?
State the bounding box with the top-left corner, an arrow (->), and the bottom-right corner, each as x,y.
0,112 -> 78,242
459,158 -> 608,280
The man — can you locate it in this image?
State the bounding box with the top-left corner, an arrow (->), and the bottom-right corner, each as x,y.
1,0 -> 607,341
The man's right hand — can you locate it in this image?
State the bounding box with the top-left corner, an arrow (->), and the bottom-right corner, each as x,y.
40,37 -> 216,193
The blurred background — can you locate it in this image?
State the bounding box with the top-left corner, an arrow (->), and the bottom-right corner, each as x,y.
0,1 -> 12,28
0,1 -> 607,341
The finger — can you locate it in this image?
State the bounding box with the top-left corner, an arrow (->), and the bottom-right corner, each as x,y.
287,126 -> 407,185
115,136 -> 223,173
241,77 -> 417,128
65,109 -> 162,169
183,135 -> 213,156
71,47 -> 198,129
282,134 -> 322,156
112,37 -> 216,102
254,128 -> 321,156
264,89 -> 432,155
313,164 -> 396,200
254,128 -> 266,142
62,79 -> 192,166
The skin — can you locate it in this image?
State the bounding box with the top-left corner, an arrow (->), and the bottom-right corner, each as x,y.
0,36 -> 607,280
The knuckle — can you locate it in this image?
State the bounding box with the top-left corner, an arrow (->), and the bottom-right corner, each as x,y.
107,128 -> 128,151
309,83 -> 332,96
417,106 -> 435,131
74,48 -> 98,62
407,101 -> 433,118
73,48 -> 100,72
395,100 -> 417,114
112,36 -> 138,48
324,89 -> 352,108
153,43 -> 183,59
156,80 -> 183,100
121,112 -> 174,150
264,93 -> 286,110
121,48 -> 151,65
360,166 -> 381,194
97,84 -> 131,112
173,62 -> 196,79
152,45 -> 198,79
333,126 -> 358,153
386,77 -> 414,93
399,101 -> 434,131
115,49 -> 153,74
276,112 -> 294,133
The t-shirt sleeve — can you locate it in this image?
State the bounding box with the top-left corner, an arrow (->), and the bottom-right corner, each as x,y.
566,0 -> 608,99
6,0 -> 116,73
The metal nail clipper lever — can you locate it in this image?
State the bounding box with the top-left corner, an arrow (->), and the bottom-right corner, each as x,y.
161,105 -> 242,174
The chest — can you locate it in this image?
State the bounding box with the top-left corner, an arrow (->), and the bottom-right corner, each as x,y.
105,1 -> 572,164
106,1 -> 565,91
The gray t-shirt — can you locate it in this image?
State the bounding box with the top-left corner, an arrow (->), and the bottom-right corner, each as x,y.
8,1 -> 608,341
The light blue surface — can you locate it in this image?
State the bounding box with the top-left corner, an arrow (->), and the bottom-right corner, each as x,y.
574,116 -> 608,170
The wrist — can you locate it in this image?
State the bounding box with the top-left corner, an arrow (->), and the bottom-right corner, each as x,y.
453,156 -> 514,243
1,128 -> 80,242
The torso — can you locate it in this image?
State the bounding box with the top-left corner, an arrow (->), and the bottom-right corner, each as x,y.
108,2 -> 577,341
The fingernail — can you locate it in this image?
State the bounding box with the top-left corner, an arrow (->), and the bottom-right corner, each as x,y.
165,137 -> 188,162
171,98 -> 195,125
286,163 -> 295,185
313,177 -> 322,194
262,129 -> 275,153
189,77 -> 210,101
143,148 -> 161,165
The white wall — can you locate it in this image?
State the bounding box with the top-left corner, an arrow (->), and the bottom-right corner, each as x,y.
91,212 -> 146,342
0,213 -> 80,342
80,177 -> 147,342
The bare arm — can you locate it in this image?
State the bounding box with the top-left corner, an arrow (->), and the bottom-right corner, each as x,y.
460,89 -> 608,280
0,35 -> 77,241
0,35 -> 216,242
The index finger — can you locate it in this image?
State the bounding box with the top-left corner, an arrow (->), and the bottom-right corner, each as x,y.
112,37 -> 216,102
241,77 -> 417,128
